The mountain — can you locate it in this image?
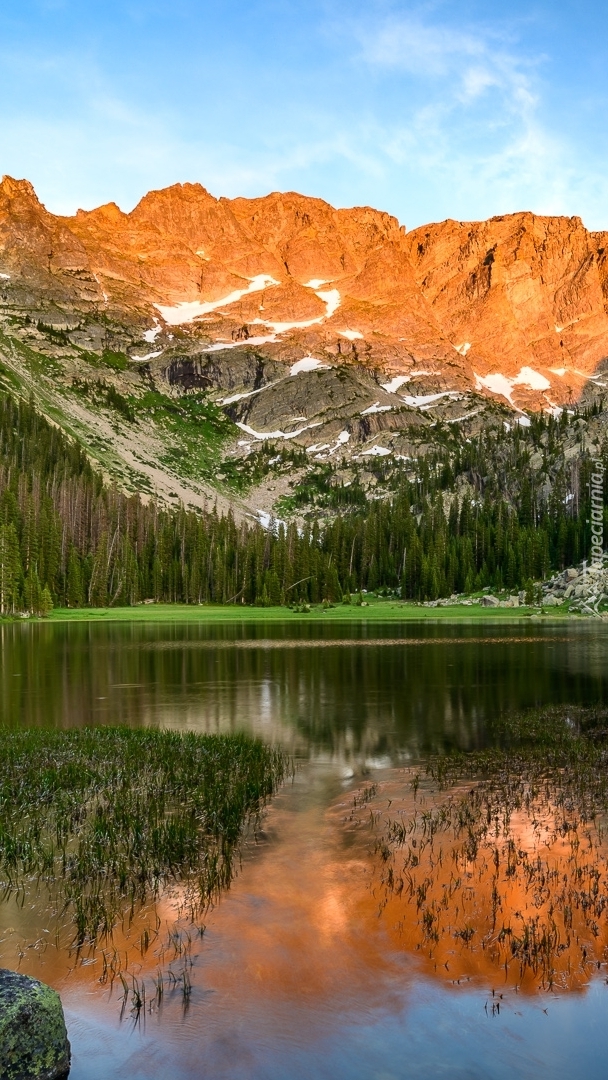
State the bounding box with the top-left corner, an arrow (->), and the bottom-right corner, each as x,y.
0,175 -> 607,522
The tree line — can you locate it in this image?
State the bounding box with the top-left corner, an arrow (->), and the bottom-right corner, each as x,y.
0,390 -> 605,614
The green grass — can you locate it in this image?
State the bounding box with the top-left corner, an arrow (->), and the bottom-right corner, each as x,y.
132,390 -> 237,484
101,349 -> 130,371
34,599 -> 574,624
0,330 -> 64,378
0,728 -> 288,944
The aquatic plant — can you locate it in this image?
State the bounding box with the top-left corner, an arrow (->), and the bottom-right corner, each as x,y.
365,706 -> 608,991
0,727 -> 289,944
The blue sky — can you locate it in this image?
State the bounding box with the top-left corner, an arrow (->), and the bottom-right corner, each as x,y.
0,1 -> 606,229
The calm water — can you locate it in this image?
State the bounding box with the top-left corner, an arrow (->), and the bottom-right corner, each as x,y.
2,617 -> 608,1079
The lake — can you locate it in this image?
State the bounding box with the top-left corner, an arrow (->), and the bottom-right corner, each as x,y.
1,617 -> 608,1079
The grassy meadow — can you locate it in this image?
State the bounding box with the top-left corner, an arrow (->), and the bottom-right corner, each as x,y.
36,599 -> 574,624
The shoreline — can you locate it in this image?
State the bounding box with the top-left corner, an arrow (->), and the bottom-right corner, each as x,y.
5,600 -> 590,624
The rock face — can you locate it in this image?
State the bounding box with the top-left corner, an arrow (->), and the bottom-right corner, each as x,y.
0,969 -> 70,1080
404,213 -> 608,410
1,175 -> 608,411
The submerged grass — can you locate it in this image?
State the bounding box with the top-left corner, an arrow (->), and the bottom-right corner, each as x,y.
369,706 -> 608,992
0,728 -> 289,945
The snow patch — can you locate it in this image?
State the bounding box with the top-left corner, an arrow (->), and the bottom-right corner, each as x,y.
236,420 -> 322,441
155,275 -> 279,325
131,349 -> 163,362
569,368 -> 603,380
381,375 -> 410,393
360,445 -> 391,457
221,385 -> 271,405
402,391 -> 458,407
93,273 -> 109,302
203,333 -> 278,353
256,318 -> 315,333
254,509 -> 286,531
304,278 -> 329,289
143,320 -> 161,343
549,368 -> 567,376
290,357 -> 328,376
475,373 -> 516,404
475,367 -> 551,405
252,287 -> 341,335
517,416 -> 531,427
0,272 -> 10,280
361,402 -> 393,415
445,408 -> 482,424
308,430 -> 351,458
555,317 -> 582,334
339,329 -> 363,341
317,289 -> 341,318
454,342 -> 471,355
515,366 -> 551,391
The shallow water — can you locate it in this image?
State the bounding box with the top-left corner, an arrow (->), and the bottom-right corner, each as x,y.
2,617 -> 608,1078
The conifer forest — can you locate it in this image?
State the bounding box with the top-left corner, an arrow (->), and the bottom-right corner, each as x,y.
0,389 -> 605,615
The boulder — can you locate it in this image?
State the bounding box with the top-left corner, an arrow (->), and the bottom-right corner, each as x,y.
565,568 -> 579,581
0,969 -> 70,1080
543,595 -> 562,607
481,595 -> 500,608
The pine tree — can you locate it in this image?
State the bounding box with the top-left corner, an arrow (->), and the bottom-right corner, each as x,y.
0,524 -> 21,614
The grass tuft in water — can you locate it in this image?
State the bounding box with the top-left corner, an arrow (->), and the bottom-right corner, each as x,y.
367,706 -> 608,991
0,727 -> 289,945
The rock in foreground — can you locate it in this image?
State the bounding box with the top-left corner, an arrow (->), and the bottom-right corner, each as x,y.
0,969 -> 70,1080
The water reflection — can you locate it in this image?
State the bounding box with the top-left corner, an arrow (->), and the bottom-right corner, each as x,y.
8,764 -> 605,1080
2,618 -> 608,1078
1,620 -> 607,765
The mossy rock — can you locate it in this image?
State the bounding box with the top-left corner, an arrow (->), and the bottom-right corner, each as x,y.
0,969 -> 70,1079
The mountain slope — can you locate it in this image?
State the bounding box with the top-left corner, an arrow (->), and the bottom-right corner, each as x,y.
0,175 -> 607,522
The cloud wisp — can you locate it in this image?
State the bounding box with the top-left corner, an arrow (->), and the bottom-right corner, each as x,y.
0,2 -> 607,231
334,9 -> 606,227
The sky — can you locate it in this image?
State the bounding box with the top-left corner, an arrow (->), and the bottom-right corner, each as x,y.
0,1 -> 607,229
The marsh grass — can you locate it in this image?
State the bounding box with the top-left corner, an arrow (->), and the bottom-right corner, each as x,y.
367,706 -> 608,991
0,728 -> 288,945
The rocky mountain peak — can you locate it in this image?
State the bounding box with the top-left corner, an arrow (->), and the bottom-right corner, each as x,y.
0,175 -> 41,205
1,177 -> 607,413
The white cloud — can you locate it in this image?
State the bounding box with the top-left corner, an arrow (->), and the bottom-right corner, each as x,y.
334,10 -> 607,227
354,12 -> 538,114
357,18 -> 486,76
